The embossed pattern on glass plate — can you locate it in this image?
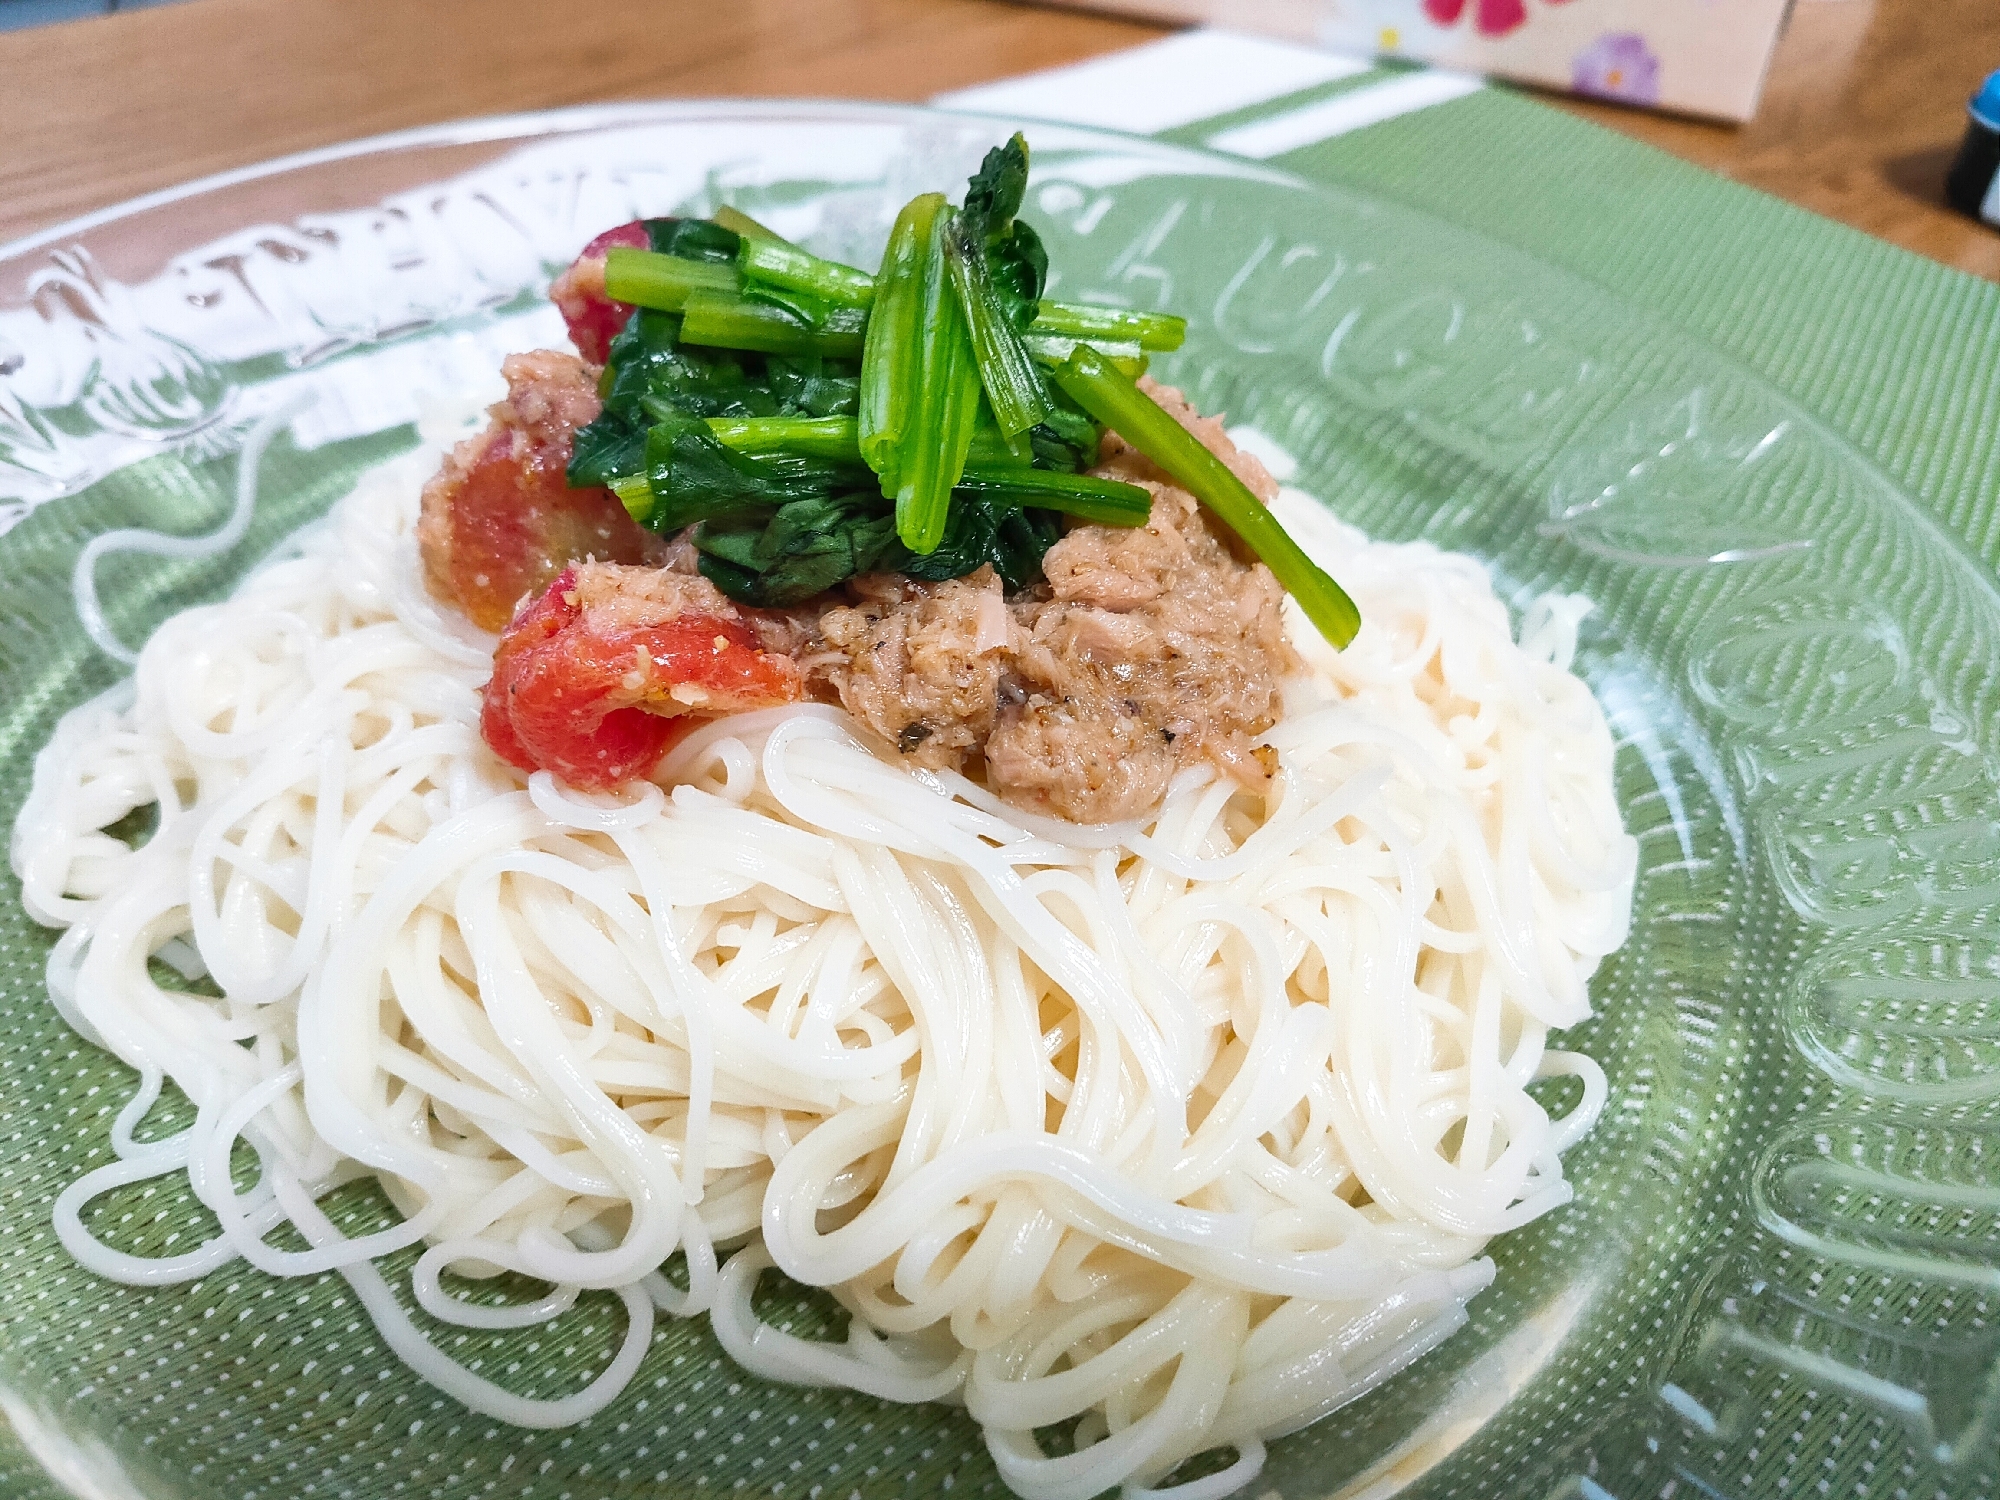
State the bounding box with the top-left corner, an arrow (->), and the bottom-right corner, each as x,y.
0,102 -> 1993,1500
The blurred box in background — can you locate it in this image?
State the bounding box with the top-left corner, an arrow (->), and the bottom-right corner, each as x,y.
1034,0 -> 1795,121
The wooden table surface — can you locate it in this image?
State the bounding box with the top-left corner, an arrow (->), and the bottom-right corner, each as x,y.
1,0 -> 1996,284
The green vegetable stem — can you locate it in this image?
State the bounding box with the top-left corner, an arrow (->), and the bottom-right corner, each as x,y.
740,238 -> 877,309
873,196 -> 980,554
602,248 -> 740,310
680,293 -> 867,359
1029,302 -> 1186,352
945,134 -> 1052,449
704,415 -> 1058,474
858,197 -> 932,494
702,415 -> 863,459
1048,344 -> 1361,648
711,206 -> 791,245
947,231 -> 1048,447
569,135 -> 1358,644
953,469 -> 1151,528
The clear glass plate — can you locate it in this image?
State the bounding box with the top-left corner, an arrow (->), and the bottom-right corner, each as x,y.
1,101 -> 1995,1500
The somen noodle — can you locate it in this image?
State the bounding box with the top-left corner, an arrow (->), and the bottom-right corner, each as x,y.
12,408 -> 1634,1500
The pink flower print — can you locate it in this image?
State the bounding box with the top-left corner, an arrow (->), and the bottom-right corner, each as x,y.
1572,32 -> 1662,104
1422,0 -> 1527,34
1421,0 -> 1579,35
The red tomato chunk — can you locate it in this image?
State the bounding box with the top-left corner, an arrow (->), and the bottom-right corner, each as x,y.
548,220 -> 650,365
481,564 -> 804,790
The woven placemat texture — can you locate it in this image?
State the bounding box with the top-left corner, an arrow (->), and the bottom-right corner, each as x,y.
1277,86 -> 2000,574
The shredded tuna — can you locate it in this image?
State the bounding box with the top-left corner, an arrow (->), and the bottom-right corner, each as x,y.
812,569 -> 1009,771
989,472 -> 1294,824
570,561 -> 739,632
808,383 -> 1297,823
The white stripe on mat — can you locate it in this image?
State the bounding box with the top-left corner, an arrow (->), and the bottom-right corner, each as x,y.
933,30 -> 1371,137
1204,70 -> 1484,158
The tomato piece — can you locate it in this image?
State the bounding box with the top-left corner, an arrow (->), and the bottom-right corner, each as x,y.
418,351 -> 656,631
481,566 -> 803,790
550,220 -> 650,364
431,428 -> 648,632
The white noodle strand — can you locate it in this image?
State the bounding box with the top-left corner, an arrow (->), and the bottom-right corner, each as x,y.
72,394 -> 312,664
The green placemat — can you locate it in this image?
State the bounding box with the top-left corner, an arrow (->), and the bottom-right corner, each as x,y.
0,1413 -> 78,1500
3,59 -> 1996,1500
1284,89 -> 2000,574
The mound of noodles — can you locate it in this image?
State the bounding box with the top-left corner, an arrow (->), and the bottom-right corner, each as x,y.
13,418 -> 1635,1500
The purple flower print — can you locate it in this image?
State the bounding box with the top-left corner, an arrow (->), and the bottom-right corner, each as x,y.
1572,32 -> 1661,105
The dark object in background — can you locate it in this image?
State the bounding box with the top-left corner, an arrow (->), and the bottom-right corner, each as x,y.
0,0 -> 188,33
1945,70 -> 2000,227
